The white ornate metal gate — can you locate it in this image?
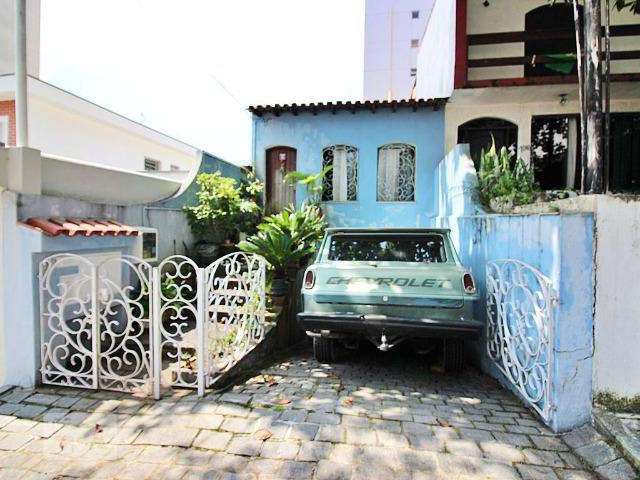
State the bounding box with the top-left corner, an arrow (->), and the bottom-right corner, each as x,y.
39,252 -> 268,399
486,260 -> 558,422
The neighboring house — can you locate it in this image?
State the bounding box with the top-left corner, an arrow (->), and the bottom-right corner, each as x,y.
0,0 -> 199,173
416,0 -> 640,193
0,75 -> 199,174
364,0 -> 435,101
249,99 -> 446,227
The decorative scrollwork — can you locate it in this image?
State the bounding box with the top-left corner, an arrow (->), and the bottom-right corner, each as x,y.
322,145 -> 358,202
486,260 -> 557,421
40,251 -> 269,397
96,256 -> 153,394
40,254 -> 97,389
377,143 -> 416,202
204,252 -> 268,385
157,255 -> 200,389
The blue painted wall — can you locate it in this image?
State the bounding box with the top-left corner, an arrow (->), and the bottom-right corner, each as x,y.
253,108 -> 445,227
434,147 -> 595,433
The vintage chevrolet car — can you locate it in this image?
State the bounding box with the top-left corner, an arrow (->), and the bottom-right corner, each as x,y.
297,228 -> 481,372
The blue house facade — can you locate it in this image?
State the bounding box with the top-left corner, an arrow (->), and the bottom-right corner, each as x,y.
250,99 -> 446,228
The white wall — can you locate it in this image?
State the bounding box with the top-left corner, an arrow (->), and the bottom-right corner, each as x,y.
26,82 -> 198,172
415,0 -> 455,99
466,0 -> 640,82
590,196 -> 640,397
0,0 -> 40,77
542,195 -> 640,397
363,0 -> 434,100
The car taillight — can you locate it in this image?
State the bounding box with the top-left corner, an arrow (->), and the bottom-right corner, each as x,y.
463,273 -> 476,294
304,270 -> 315,289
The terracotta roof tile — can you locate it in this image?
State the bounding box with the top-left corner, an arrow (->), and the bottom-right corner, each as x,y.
22,217 -> 141,237
248,98 -> 448,117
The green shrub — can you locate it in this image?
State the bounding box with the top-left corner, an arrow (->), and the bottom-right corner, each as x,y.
476,140 -> 539,210
238,205 -> 327,277
283,166 -> 332,206
184,171 -> 263,242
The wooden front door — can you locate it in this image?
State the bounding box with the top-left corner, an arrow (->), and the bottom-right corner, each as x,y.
266,147 -> 296,212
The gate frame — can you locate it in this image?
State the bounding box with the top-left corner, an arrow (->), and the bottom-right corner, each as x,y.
486,259 -> 558,424
39,252 -> 267,400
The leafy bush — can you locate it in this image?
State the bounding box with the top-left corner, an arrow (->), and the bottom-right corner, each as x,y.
283,166 -> 332,206
184,171 -> 263,242
238,205 -> 327,277
476,140 -> 539,210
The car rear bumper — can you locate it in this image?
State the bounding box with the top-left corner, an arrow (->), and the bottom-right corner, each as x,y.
297,312 -> 483,339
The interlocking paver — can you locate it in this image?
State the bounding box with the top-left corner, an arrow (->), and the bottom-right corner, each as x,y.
134,427 -> 198,447
226,436 -> 263,456
0,350 -> 614,479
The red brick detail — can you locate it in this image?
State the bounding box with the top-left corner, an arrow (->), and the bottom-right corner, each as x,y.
0,100 -> 16,146
22,217 -> 141,237
454,0 -> 468,89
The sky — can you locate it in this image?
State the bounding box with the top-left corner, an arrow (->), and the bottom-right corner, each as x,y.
39,0 -> 366,165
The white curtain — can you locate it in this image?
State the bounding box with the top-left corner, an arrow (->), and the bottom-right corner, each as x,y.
566,118 -> 578,189
378,147 -> 401,200
332,147 -> 349,201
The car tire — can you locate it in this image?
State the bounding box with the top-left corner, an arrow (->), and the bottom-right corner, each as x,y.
313,337 -> 335,363
443,338 -> 464,373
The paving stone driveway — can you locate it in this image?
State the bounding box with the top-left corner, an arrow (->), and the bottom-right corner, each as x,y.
0,348 -> 603,479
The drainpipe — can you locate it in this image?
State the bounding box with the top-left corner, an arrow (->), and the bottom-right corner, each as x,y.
15,0 -> 28,147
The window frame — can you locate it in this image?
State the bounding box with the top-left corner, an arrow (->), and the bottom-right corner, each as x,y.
411,10 -> 420,19
376,143 -> 418,203
530,114 -> 581,191
410,39 -> 420,48
321,144 -> 359,203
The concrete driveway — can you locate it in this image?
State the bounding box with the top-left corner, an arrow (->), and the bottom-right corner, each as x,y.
0,347 -> 600,479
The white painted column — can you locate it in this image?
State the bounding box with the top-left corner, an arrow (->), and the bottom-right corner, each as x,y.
14,0 -> 28,147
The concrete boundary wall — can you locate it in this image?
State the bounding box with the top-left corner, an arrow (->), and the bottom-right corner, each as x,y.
441,213 -> 595,432
434,145 -> 596,432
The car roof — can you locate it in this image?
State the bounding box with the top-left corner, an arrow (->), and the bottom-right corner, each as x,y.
325,228 -> 451,234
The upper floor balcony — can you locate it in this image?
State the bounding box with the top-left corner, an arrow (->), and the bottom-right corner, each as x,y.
455,6 -> 640,88
415,0 -> 640,95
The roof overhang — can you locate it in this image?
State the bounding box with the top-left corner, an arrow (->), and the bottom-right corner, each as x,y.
248,98 -> 448,117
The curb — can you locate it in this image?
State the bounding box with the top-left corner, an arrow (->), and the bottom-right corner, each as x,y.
593,407 -> 640,473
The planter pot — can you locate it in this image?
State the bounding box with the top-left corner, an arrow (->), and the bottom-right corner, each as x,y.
194,241 -> 219,265
270,277 -> 288,296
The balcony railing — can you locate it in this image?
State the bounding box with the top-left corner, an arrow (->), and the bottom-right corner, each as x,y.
461,24 -> 640,88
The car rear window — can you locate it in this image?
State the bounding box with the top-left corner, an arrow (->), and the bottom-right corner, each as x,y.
326,234 -> 447,263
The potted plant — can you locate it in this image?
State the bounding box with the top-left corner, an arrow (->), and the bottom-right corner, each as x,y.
184,171 -> 263,263
476,139 -> 539,213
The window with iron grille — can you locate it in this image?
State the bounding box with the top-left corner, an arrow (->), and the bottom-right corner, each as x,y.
377,144 -> 416,202
321,145 -> 358,202
144,158 -> 160,171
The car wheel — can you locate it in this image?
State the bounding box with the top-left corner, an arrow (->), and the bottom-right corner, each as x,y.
313,337 -> 335,363
443,338 -> 464,373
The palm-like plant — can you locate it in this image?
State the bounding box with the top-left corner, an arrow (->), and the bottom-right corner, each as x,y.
283,166 -> 332,206
238,205 -> 327,278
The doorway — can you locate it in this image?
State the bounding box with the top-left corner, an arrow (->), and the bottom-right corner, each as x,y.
266,146 -> 297,212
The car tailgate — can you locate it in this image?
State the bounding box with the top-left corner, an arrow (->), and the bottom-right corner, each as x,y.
309,263 -> 466,308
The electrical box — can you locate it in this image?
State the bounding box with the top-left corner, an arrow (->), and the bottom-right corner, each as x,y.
134,227 -> 159,263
